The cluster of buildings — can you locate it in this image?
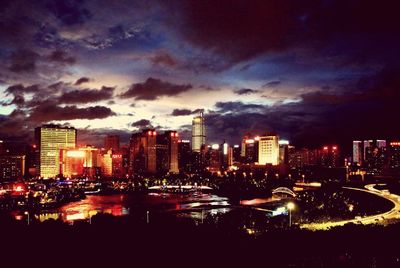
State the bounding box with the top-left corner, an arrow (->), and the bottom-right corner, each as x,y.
352,140 -> 400,175
2,110 -> 400,181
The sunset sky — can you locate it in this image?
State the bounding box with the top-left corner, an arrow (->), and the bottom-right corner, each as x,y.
1,0 -> 400,150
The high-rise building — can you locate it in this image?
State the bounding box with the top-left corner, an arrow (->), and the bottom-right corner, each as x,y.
178,140 -> 191,173
208,144 -> 221,173
363,140 -> 374,162
353,141 -> 363,164
129,129 -> 157,174
232,144 -> 241,163
104,135 -> 120,152
388,142 -> 400,170
35,125 -> 76,178
60,146 -> 100,178
279,140 -> 290,165
0,155 -> 25,181
321,145 -> 340,167
191,112 -> 206,152
377,140 -> 387,148
156,131 -> 179,174
258,135 -> 279,165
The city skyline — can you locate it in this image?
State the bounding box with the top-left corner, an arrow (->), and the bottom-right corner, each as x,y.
1,1 -> 400,149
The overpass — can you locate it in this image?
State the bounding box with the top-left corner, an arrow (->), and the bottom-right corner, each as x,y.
301,184 -> 400,230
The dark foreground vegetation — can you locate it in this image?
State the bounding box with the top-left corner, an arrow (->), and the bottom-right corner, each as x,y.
1,212 -> 400,267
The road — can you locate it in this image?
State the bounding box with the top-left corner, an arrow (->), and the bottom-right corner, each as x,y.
300,184 -> 400,230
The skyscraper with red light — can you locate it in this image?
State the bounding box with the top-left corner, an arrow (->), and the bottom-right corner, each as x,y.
321,145 -> 340,167
156,131 -> 179,174
129,129 -> 157,174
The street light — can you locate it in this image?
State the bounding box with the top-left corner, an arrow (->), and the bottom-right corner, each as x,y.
24,211 -> 30,226
287,202 -> 295,227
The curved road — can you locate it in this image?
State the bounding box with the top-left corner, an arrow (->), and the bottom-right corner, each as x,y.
300,184 -> 400,230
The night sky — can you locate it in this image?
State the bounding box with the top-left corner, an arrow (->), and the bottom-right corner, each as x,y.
1,0 -> 400,151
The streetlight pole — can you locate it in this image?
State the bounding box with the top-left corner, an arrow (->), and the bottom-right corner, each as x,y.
24,211 -> 30,226
287,202 -> 295,228
146,210 -> 150,224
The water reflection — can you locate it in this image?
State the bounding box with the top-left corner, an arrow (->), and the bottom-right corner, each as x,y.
11,193 -> 286,224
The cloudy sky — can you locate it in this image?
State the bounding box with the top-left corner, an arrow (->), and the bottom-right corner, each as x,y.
1,0 -> 400,151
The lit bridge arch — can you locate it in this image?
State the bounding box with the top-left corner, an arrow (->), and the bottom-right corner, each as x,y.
272,187 -> 296,197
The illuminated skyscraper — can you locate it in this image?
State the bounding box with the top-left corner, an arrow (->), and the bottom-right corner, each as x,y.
35,125 -> 76,178
353,141 -> 363,164
258,135 -> 279,165
191,112 -> 206,152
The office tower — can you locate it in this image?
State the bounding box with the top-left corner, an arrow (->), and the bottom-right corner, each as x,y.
100,150 -> 113,177
208,144 -> 221,173
232,144 -> 241,163
365,141 -> 387,174
61,150 -> 85,178
321,145 -> 340,167
156,131 -> 179,174
242,137 -> 256,163
363,140 -> 374,162
166,131 -> 179,173
104,135 -> 120,152
178,140 -> 191,172
0,155 -> 25,181
129,129 -> 157,174
279,140 -> 290,165
352,141 -> 363,164
111,152 -> 124,178
221,141 -> 230,170
258,135 -> 279,165
191,112 -> 206,152
35,125 -> 76,178
388,142 -> 400,169
60,146 -> 100,178
377,140 -> 387,148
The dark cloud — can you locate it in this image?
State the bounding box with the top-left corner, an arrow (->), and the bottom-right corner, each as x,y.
234,88 -> 259,95
46,0 -> 92,26
120,77 -> 192,100
131,119 -> 152,128
59,86 -> 114,104
215,101 -> 265,113
8,49 -> 39,73
74,77 -> 90,85
263,81 -> 281,87
29,103 -> 115,122
172,0 -> 400,68
5,84 -> 40,95
171,108 -> 204,116
47,50 -> 76,64
150,51 -> 178,67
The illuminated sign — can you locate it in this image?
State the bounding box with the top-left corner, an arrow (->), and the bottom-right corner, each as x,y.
234,144 -> 239,148
332,146 -> 338,150
245,139 -> 254,144
254,136 -> 260,141
323,146 -> 328,150
112,154 -> 122,159
391,142 -> 400,146
279,140 -> 289,145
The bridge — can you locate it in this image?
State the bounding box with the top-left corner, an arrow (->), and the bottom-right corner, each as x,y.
148,185 -> 214,191
272,187 -> 297,197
